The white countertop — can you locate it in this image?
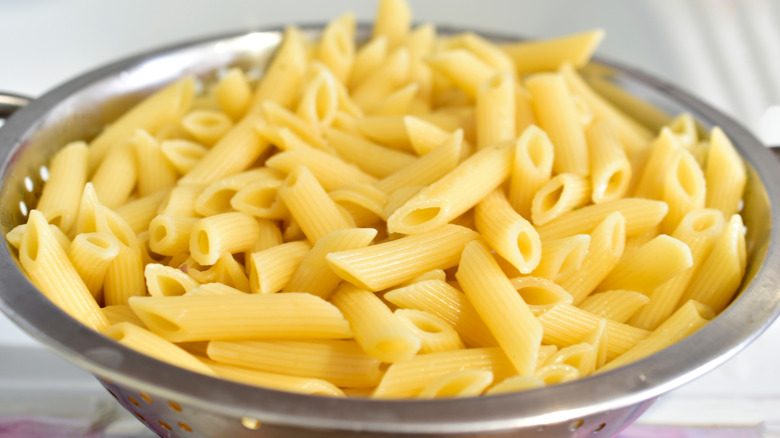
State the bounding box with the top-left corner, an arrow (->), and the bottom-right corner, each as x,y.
1,0 -> 779,436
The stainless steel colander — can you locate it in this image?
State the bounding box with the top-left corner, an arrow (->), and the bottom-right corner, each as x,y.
1,25 -> 779,438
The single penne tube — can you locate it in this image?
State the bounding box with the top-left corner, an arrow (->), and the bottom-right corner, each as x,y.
202,358 -> 345,397
501,29 -> 604,74
331,283 -> 421,363
296,67 -> 340,129
536,303 -> 650,360
578,290 -> 650,324
456,240 -> 543,376
514,86 -> 537,133
349,36 -> 388,90
214,67 -> 252,121
131,129 -> 178,197
9,223 -> 71,251
666,113 -> 699,150
35,141 -> 88,234
394,308 -> 465,354
181,109 -> 234,146
629,208 -> 725,330
114,189 -> 170,234
403,115 -> 456,156
387,143 -> 512,235
101,304 -> 146,327
144,263 -> 201,297
530,234 -> 590,282
207,339 -> 382,388
581,319 -> 609,369
416,369 -> 493,399
88,76 -> 195,171
19,210 -> 110,331
535,363 -> 580,385
536,198 -> 668,242
351,48 -> 410,112
384,279 -> 498,348
631,128 -> 682,199
425,49 -> 494,99
103,322 -> 216,376
248,240 -> 311,294
531,173 -> 590,226
277,166 -> 355,243
586,120 -> 633,204
508,125 -> 554,219
324,128 -> 416,178
681,214 -> 747,313
372,0 -> 411,48
208,253 -> 251,293
476,72 -> 516,149
372,347 -> 515,398
67,231 -> 121,300
267,147 -> 376,191
368,83 -> 419,116
509,276 -> 573,315
375,129 -> 464,195
184,282 -> 246,297
525,72 -> 589,176
259,101 -> 328,149
189,212 -> 262,265
148,215 -> 199,256
661,148 -> 706,233
598,300 -> 714,372
90,139 -> 137,209
475,188 -> 542,274
446,32 -> 515,74
705,127 -> 747,217
356,114 -> 415,151
284,228 -> 377,298
559,63 -> 653,156
129,293 -> 352,342
316,13 -> 356,84
194,168 -> 282,217
559,212 -> 626,305
542,342 -> 597,378
326,224 -> 479,291
330,183 -> 387,227
597,234 -> 693,293
158,183 -> 204,217
249,26 -> 310,112
103,244 -> 146,307
230,177 -> 287,220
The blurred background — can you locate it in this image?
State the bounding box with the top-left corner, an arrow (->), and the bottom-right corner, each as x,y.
1,0 -> 779,436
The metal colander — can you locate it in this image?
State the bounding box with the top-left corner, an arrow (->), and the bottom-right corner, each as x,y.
1,26 -> 779,438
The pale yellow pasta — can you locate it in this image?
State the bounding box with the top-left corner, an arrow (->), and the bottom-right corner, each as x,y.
705,127 -> 747,217
5,224 -> 70,251
632,128 -> 682,199
229,179 -> 287,221
476,72 -> 516,150
535,363 -> 580,385
525,72 -> 589,176
475,189 -> 541,274
184,282 -> 245,297
598,234 -> 693,293
351,48 -> 410,112
103,244 -> 146,307
486,375 -> 545,394
327,224 -> 479,291
416,369 -> 493,399
283,228 -> 377,298
35,141 -> 88,234
531,173 -> 590,226
509,276 -> 573,315
447,32 -> 515,74
189,212 -> 262,265
19,210 -> 109,331
316,13 -> 356,84
667,113 -> 699,149
101,304 -> 145,327
514,86 -> 537,133
599,300 -> 714,372
349,36 -> 388,90
277,166 -> 355,243
329,184 -> 386,227
195,168 -> 281,217
248,240 -> 311,294
425,49 -> 494,99
210,253 -> 251,293
144,263 -> 200,297
661,148 -> 706,233
296,67 -> 340,128
630,209 -> 725,330
87,77 -> 195,171
372,0 -> 411,49
259,101 -> 328,149
331,283 -> 421,363
682,214 -> 746,313
387,143 -> 512,234
90,139 -> 137,209
324,128 -> 415,178
586,120 -> 633,203
129,293 -> 352,342
530,234 -> 590,282
559,212 -> 626,304
207,339 -> 382,388
67,232 -> 121,300
369,83 -> 419,116
267,147 -> 376,191
148,215 -> 198,256
383,279 -> 498,348
404,24 -> 436,102
355,114 -> 415,151
181,109 -> 234,146
130,129 -> 178,197
214,68 -> 252,121
103,322 -> 216,376
249,26 -> 310,112
537,303 -> 649,360
536,198 -> 668,242
581,319 -> 609,369
202,358 -> 345,397
394,308 -> 465,354
456,240 -> 542,376
508,125 -> 555,219
578,290 -> 650,324
542,342 -> 597,377
114,189 -> 170,234
158,183 -> 204,217
403,115 -> 458,156
501,29 -> 604,74
372,347 -> 515,398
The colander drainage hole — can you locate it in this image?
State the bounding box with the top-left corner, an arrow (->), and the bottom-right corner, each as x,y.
593,423 -> 607,433
140,392 -> 153,404
168,401 -> 183,412
178,422 -> 193,432
242,417 -> 261,430
127,396 -> 141,408
158,420 -> 172,431
569,419 -> 584,431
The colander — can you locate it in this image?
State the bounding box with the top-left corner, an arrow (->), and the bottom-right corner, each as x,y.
1,25 -> 779,438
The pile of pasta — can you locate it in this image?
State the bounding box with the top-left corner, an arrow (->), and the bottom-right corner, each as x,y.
8,0 -> 748,399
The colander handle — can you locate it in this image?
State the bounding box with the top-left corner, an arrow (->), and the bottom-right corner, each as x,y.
0,92 -> 32,123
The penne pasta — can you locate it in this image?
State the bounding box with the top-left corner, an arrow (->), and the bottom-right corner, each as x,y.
35,141 -> 88,234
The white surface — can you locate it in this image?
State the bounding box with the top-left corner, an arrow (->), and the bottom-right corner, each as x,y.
1,0 -> 780,435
